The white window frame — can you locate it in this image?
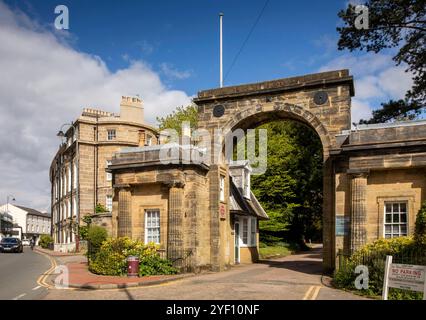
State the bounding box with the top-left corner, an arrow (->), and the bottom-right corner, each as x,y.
106,195 -> 113,212
107,129 -> 116,141
219,175 -> 225,202
237,217 -> 257,247
73,197 -> 77,217
106,160 -> 112,181
68,166 -> 72,192
146,134 -> 152,146
383,201 -> 408,239
145,209 -> 160,244
73,161 -> 77,186
67,200 -> 71,218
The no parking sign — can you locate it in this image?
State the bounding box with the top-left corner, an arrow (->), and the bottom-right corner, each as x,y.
382,255 -> 426,300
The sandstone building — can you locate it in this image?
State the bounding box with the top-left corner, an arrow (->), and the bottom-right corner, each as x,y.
49,96 -> 158,252
50,69 -> 426,271
107,69 -> 425,272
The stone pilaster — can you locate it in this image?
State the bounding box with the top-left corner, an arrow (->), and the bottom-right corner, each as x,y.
117,186 -> 132,238
349,171 -> 369,252
167,180 -> 185,266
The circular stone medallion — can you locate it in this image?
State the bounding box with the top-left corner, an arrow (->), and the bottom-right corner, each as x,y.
213,104 -> 225,117
313,91 -> 329,105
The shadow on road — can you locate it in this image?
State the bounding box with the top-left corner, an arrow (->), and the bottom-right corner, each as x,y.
258,245 -> 324,276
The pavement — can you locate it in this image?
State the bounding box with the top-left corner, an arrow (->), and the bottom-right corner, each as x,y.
0,246 -> 50,300
41,245 -> 369,300
34,247 -> 193,289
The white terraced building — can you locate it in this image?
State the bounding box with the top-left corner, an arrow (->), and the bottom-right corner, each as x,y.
0,204 -> 51,245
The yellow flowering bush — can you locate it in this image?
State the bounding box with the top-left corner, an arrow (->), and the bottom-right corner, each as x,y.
334,236 -> 425,299
89,237 -> 177,276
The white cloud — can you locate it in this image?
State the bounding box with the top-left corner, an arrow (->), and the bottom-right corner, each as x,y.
160,63 -> 192,80
351,99 -> 373,124
319,53 -> 413,121
0,2 -> 191,211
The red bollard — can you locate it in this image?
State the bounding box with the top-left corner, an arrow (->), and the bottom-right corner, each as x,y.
127,256 -> 139,277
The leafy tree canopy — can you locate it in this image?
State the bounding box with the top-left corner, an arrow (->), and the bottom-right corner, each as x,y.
337,0 -> 425,123
156,104 -> 198,134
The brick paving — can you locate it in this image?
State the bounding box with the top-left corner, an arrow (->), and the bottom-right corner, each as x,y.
42,245 -> 369,300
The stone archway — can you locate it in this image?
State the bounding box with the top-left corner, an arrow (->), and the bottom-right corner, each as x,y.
194,69 -> 354,271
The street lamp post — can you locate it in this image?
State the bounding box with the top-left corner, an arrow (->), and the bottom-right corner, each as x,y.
56,122 -> 80,252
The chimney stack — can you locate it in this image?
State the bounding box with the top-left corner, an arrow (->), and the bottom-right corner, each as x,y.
120,96 -> 144,124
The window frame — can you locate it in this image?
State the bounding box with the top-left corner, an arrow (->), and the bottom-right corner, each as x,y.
144,209 -> 161,244
106,195 -> 113,212
107,129 -> 117,141
237,217 -> 257,248
383,201 -> 408,239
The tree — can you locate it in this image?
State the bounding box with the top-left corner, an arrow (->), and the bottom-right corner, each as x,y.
414,201 -> 426,245
337,0 -> 425,123
251,121 -> 323,246
156,105 -> 198,134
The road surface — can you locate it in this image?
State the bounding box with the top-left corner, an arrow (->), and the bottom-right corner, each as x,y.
0,247 -> 50,300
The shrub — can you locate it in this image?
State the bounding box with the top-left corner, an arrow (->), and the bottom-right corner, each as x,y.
89,237 -> 177,277
334,237 -> 425,299
414,201 -> 426,245
139,254 -> 178,276
95,203 -> 108,213
79,215 -> 93,241
86,226 -> 108,257
39,234 -> 53,249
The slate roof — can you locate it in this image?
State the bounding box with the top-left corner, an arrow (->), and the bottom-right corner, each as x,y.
229,178 -> 268,220
15,205 -> 51,218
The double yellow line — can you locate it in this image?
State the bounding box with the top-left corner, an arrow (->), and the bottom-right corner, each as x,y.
302,285 -> 321,300
36,250 -> 58,289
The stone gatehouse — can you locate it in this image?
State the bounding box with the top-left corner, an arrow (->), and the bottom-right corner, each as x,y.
108,69 -> 426,272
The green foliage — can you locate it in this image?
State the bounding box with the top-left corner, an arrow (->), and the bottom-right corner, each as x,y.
86,226 -> 108,255
156,105 -> 198,134
334,237 -> 426,299
337,0 -> 425,123
89,238 -> 177,276
139,254 -> 178,276
95,203 -> 108,213
39,234 -> 53,249
251,121 -> 323,245
79,215 -> 93,241
414,201 -> 426,245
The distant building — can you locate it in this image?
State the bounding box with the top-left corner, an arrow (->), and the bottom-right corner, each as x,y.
0,211 -> 13,240
0,204 -> 51,244
49,96 -> 159,252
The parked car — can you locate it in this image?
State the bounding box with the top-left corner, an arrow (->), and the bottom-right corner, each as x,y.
22,239 -> 30,246
0,237 -> 24,253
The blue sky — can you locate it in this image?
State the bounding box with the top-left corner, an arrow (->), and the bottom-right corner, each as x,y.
0,0 -> 414,210
4,0 -> 380,94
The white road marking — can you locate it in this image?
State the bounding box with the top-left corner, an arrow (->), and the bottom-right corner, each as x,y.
32,286 -> 41,291
12,293 -> 27,300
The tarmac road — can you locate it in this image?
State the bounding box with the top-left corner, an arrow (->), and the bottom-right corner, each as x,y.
0,246 -> 51,300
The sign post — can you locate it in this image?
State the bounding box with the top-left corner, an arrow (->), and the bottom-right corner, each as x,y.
382,255 -> 426,300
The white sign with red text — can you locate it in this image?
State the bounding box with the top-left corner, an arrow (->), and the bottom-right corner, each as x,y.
382,255 -> 426,300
